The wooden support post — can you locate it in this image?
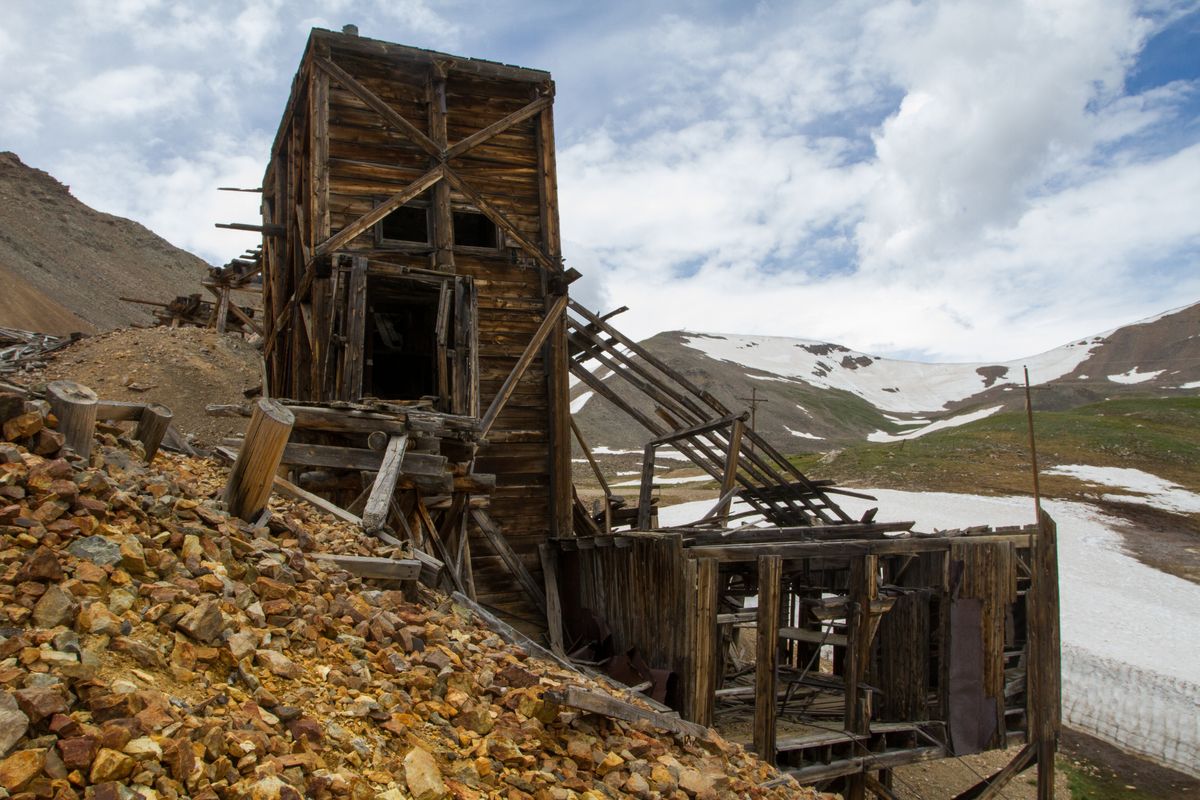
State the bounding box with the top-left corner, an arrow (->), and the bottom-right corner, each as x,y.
133,403 -> 173,462
362,434 -> 409,532
685,557 -> 719,726
539,543 -> 565,656
342,256 -> 368,401
459,508 -> 476,600
46,380 -> 98,460
1029,511 -> 1061,800
717,417 -> 745,527
754,554 -> 783,762
845,554 -> 880,800
215,286 -> 231,333
636,443 -> 656,531
223,399 -> 294,522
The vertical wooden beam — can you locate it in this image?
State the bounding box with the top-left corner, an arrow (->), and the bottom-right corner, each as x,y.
636,443 -> 657,531
1029,512 -> 1061,800
539,543 -> 565,656
686,557 -> 719,727
754,554 -> 782,762
428,61 -> 454,273
46,381 -> 99,461
223,399 -> 294,522
342,256 -> 368,401
362,435 -> 409,532
717,417 -> 745,527
215,286 -> 231,333
845,554 -> 880,800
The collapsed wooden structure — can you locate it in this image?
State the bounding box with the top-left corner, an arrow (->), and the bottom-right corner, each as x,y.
122,247 -> 265,333
222,26 -> 1062,799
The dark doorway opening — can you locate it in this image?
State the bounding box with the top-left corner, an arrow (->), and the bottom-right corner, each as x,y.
363,277 -> 440,400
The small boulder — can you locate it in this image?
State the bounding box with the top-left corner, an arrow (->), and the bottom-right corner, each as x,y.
403,746 -> 447,800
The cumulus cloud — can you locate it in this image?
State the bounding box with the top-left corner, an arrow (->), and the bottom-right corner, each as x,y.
1,0 -> 1197,360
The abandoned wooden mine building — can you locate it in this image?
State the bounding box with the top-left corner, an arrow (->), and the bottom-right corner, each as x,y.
229,26 -> 1062,799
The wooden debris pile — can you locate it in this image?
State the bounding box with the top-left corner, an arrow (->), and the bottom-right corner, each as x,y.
1,329 -> 82,377
0,392 -> 830,800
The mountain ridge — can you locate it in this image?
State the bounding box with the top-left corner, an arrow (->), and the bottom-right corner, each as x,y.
0,151 -> 209,334
571,301 -> 1200,452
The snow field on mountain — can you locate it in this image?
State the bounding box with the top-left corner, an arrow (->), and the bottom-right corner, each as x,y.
679,333 -> 1101,413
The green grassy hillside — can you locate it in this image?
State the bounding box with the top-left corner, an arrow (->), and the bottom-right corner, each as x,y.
790,396 -> 1200,498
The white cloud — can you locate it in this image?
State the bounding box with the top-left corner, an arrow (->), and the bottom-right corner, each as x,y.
58,66 -> 203,121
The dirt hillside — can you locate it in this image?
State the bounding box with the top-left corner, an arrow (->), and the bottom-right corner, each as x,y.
0,152 -> 210,335
18,327 -> 262,447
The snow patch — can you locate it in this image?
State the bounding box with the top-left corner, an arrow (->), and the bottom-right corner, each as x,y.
611,474 -> 713,488
569,391 -> 594,413
867,405 -> 1003,442
1107,367 -> 1164,384
784,425 -> 824,440
1179,380 -> 1200,389
1045,465 -> 1200,513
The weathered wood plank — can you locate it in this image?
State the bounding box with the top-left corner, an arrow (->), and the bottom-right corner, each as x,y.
754,554 -> 782,762
310,554 -> 420,581
362,434 -> 409,532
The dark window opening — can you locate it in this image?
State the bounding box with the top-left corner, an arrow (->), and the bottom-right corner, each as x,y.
453,208 -> 498,249
379,204 -> 429,244
363,277 -> 441,400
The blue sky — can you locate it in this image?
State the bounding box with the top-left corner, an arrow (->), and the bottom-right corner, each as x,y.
2,1 -> 1198,363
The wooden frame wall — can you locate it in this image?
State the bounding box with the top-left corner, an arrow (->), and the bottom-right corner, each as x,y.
260,28 -> 572,623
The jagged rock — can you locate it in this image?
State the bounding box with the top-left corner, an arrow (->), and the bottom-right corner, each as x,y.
67,535 -> 123,566
255,649 -> 299,678
175,599 -> 223,643
77,602 -> 123,635
14,686 -> 67,722
403,746 -> 447,800
3,411 -> 43,440
17,545 -> 64,581
0,747 -> 45,792
0,692 -> 29,756
89,747 -> 135,782
32,583 -> 78,628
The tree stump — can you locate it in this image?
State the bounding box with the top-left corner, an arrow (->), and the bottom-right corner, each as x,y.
134,403 -> 173,462
46,380 -> 98,460
223,399 -> 294,522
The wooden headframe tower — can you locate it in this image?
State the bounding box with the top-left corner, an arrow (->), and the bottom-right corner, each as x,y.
259,27 -> 572,621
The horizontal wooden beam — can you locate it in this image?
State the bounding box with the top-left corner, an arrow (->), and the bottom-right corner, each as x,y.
310,554 -> 420,581
685,532 -> 1034,561
544,686 -> 709,739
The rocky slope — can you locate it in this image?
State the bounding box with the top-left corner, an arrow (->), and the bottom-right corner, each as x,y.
571,302 -> 1200,453
0,152 -> 209,335
0,391 -> 822,800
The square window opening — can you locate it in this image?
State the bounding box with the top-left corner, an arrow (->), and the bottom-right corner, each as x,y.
379,203 -> 430,245
453,208 -> 498,249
